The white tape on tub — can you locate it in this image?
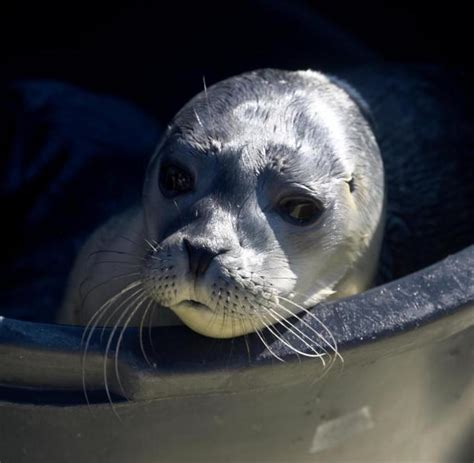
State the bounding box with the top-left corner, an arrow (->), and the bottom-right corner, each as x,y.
309,406 -> 374,453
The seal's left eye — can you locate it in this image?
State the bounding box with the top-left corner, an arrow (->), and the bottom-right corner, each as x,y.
277,196 -> 324,226
159,164 -> 194,197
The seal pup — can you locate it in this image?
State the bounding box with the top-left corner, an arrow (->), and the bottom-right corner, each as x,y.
57,69 -> 384,345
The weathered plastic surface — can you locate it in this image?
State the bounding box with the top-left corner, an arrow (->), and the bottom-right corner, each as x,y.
0,246 -> 472,462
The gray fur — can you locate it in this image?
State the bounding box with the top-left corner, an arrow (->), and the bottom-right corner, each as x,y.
59,69 -> 385,339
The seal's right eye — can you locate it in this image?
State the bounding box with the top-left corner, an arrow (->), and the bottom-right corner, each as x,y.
159,163 -> 194,197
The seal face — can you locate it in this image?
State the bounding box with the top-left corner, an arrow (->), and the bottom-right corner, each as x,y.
59,69 -> 385,340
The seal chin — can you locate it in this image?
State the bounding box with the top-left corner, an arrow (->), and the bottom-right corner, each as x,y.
169,300 -> 257,338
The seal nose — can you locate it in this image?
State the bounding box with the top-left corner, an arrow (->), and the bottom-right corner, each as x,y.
183,238 -> 227,278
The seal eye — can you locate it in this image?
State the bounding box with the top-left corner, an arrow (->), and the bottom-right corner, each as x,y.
277,196 -> 324,225
159,163 -> 194,197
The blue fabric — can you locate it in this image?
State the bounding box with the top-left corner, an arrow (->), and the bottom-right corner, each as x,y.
340,65 -> 474,283
0,68 -> 473,323
0,81 -> 160,321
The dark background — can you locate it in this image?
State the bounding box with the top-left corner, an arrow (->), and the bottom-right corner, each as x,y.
1,1 -> 471,122
1,0 -> 473,323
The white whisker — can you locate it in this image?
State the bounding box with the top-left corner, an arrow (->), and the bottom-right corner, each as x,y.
113,294 -> 149,398
248,313 -> 285,363
260,305 -> 327,363
103,289 -> 146,419
81,281 -> 143,410
139,298 -> 156,368
80,271 -> 141,310
277,295 -> 341,362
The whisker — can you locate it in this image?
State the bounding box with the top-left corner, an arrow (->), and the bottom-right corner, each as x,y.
117,234 -> 143,248
247,313 -> 285,362
103,295 -> 143,420
234,310 -> 253,363
252,266 -> 295,272
81,280 -> 142,409
274,296 -> 343,375
260,305 -> 327,362
225,306 -> 238,366
113,294 -> 149,399
277,296 -> 340,358
92,261 -> 142,267
270,302 -> 332,358
266,299 -> 334,357
193,108 -> 205,129
139,298 -> 156,368
220,292 -> 230,336
81,280 -> 142,346
171,199 -> 186,229
255,309 -> 315,360
253,282 -> 337,356
256,276 -> 298,282
147,304 -> 159,360
80,271 -> 141,312
145,239 -> 159,253
204,305 -> 221,334
87,249 -> 145,261
202,75 -> 215,141
243,333 -> 252,364
237,309 -> 262,363
99,286 -> 146,341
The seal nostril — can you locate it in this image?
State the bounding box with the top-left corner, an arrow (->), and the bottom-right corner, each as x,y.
183,238 -> 228,278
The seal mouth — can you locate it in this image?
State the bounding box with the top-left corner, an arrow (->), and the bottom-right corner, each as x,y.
176,299 -> 211,311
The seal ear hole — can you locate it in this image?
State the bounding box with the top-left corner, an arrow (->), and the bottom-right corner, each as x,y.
347,177 -> 355,193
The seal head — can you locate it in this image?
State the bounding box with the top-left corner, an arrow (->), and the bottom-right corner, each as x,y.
141,69 -> 384,338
